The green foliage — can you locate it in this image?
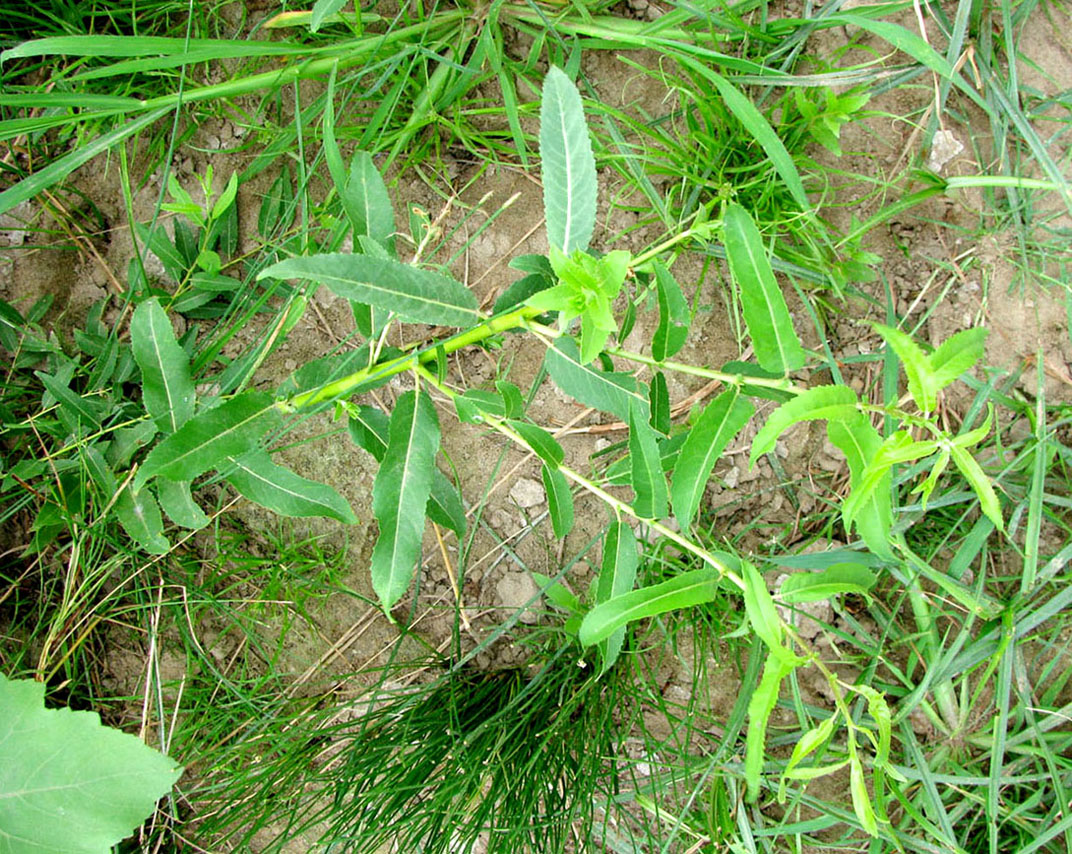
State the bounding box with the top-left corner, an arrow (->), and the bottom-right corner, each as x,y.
0,673 -> 182,854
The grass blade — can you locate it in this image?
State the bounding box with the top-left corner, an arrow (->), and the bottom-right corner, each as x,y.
723,203 -> 805,375
370,388 -> 441,613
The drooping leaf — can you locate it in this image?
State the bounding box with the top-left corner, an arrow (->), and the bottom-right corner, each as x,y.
826,413 -> 893,559
154,478 -> 209,529
652,261 -> 689,361
778,714 -> 838,802
579,568 -> 720,647
873,323 -> 937,414
723,204 -> 805,374
745,652 -> 797,801
595,520 -> 639,674
0,673 -> 183,854
259,254 -> 479,327
539,66 -> 597,254
750,385 -> 858,466
849,746 -> 879,836
225,449 -> 357,524
671,386 -> 753,529
130,298 -> 196,433
370,389 -> 441,613
930,326 -> 987,389
114,486 -> 170,554
649,371 -> 671,435
134,392 -> 280,490
743,561 -> 783,653
511,420 -> 564,467
779,563 -> 877,603
950,444 -> 1004,531
628,399 -> 668,519
36,371 -> 104,430
541,464 -> 574,539
543,337 -> 645,423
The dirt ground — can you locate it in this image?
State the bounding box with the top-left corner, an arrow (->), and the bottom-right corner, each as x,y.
2,0 -> 1071,847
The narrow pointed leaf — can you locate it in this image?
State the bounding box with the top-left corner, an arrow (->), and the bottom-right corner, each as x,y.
595,521 -> 639,673
930,327 -> 987,389
850,749 -> 879,836
779,714 -> 838,801
780,563 -> 877,603
950,444 -> 1003,531
115,487 -> 170,554
0,673 -> 183,854
342,151 -> 397,251
672,387 -> 753,529
751,385 -> 858,466
541,464 -> 574,539
874,323 -> 937,413
652,261 -> 689,361
130,298 -> 196,433
370,389 -> 441,612
743,561 -> 783,652
540,66 -> 597,253
497,381 -> 524,419
511,421 -> 564,466
134,392 -> 280,490
428,470 -> 466,536
724,204 -> 805,374
225,450 -> 357,523
543,337 -> 645,423
746,653 -> 797,801
155,478 -> 209,529
579,568 -> 720,647
311,0 -> 347,32
629,399 -> 668,519
259,254 -> 479,327
649,371 -> 670,435
826,413 -> 893,559
36,372 -> 104,429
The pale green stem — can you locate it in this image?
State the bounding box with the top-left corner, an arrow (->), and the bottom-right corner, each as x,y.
607,346 -> 807,395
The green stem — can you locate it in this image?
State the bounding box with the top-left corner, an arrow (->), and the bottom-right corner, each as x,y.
607,346 -> 806,394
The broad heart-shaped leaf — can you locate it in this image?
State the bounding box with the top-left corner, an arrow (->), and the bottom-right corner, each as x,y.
873,323 -> 937,414
595,521 -> 639,674
134,392 -> 281,491
652,262 -> 689,361
930,326 -> 987,389
671,386 -> 754,530
258,254 -> 479,327
154,478 -> 209,530
543,337 -> 647,423
224,450 -> 357,524
540,66 -> 597,254
114,486 -> 170,554
370,389 -> 442,613
0,672 -> 182,854
750,385 -> 859,467
826,413 -> 893,560
723,204 -> 805,375
130,298 -> 195,434
346,405 -> 465,534
541,464 -> 574,539
579,568 -> 720,647
780,563 -> 877,603
628,399 -> 668,520
745,652 -> 798,802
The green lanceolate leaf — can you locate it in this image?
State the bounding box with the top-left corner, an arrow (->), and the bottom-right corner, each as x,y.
873,323 -> 937,414
543,337 -> 645,423
629,398 -> 668,519
649,371 -> 671,435
745,652 -> 797,801
826,413 -> 893,560
671,386 -> 754,529
342,151 -> 397,252
579,568 -> 720,647
130,298 -> 196,433
750,385 -> 859,467
511,420 -> 564,467
0,673 -> 183,854
370,389 -> 442,613
259,254 -> 479,327
347,405 -> 465,534
311,0 -> 348,32
115,486 -> 170,554
849,745 -> 879,836
539,66 -> 597,254
135,392 -> 280,491
154,478 -> 209,529
225,449 -> 357,524
743,561 -> 783,653
541,464 -> 574,539
779,714 -> 838,801
930,326 -> 987,389
652,261 -> 689,361
780,563 -> 877,603
723,204 -> 805,375
595,520 -> 639,674
950,444 -> 1004,531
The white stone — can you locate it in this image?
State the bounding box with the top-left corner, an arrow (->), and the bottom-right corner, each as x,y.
509,477 -> 545,508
